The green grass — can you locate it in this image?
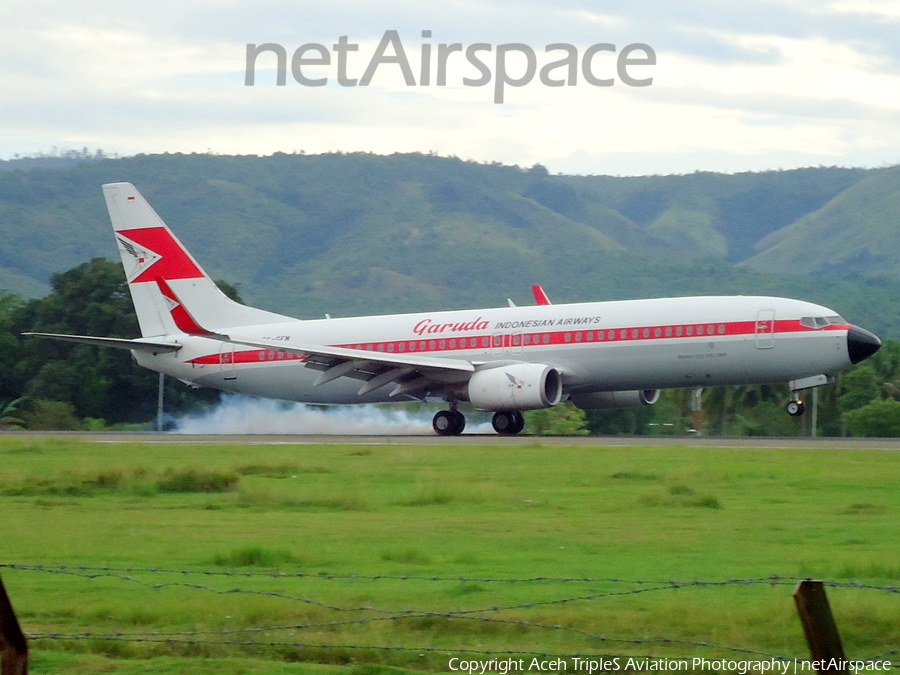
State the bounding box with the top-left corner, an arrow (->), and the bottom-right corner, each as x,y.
0,437 -> 898,674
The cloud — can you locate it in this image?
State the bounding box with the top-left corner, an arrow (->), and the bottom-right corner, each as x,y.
3,1 -> 900,174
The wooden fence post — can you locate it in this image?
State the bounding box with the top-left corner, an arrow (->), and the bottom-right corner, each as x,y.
793,579 -> 846,674
0,573 -> 27,675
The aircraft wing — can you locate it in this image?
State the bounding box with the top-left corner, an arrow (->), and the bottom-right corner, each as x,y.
128,274 -> 477,398
22,332 -> 182,354
225,334 -> 477,398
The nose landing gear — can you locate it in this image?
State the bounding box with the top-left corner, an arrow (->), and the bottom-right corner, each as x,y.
786,399 -> 805,417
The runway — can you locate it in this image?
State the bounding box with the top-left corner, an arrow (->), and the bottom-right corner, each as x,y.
6,430 -> 900,449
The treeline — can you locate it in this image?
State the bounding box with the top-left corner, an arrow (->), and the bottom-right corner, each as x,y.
0,259 -> 226,430
2,258 -> 900,436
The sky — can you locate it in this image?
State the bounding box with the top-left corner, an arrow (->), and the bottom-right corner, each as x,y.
2,0 -> 900,175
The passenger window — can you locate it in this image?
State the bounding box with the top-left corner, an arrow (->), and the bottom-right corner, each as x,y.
620,329 -> 627,339
686,326 -> 693,336
676,327 -> 683,337
718,324 -> 725,334
632,329 -> 639,339
409,342 -> 416,351
654,328 -> 661,338
665,327 -> 672,337
439,340 -> 446,349
387,343 -> 395,352
429,340 -> 436,350
523,335 -> 530,345
564,333 -> 572,343
420,341 -> 427,350
449,339 -> 456,349
697,326 -> 704,336
575,332 -> 582,342
543,334 -> 550,344
642,328 -> 650,338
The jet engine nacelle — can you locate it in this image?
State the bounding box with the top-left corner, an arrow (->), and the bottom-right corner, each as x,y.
468,363 -> 563,411
570,389 -> 660,410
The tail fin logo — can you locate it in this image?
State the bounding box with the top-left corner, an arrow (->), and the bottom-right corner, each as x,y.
117,227 -> 204,284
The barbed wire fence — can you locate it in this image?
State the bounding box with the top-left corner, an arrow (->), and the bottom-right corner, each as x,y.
1,563 -> 898,669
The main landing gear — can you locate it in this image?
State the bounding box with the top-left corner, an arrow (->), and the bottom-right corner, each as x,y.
492,411 -> 525,435
431,409 -> 526,436
432,409 -> 466,436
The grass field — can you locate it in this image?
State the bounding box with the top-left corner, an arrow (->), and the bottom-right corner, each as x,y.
0,435 -> 898,674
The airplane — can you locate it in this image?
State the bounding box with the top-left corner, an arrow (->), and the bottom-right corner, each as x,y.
25,182 -> 882,436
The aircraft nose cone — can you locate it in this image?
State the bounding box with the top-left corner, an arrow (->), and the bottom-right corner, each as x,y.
847,325 -> 881,364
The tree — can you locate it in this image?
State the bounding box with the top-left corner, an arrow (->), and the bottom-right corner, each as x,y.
525,402 -> 589,435
843,398 -> 900,437
0,291 -> 25,401
11,258 -> 228,425
22,399 -> 81,431
837,365 -> 880,413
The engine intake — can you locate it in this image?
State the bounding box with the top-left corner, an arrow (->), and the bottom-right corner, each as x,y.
570,389 -> 660,410
468,363 -> 563,411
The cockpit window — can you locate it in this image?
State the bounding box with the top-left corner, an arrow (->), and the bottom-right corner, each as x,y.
801,315 -> 846,329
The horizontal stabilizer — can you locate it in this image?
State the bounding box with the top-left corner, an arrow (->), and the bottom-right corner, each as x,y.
22,332 -> 182,354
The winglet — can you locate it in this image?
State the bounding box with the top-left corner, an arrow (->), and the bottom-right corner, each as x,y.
532,285 -> 552,305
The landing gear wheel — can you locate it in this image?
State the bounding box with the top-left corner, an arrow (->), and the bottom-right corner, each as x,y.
433,410 -> 466,436
451,410 -> 465,435
510,411 -> 525,434
786,400 -> 805,417
492,411 -> 525,435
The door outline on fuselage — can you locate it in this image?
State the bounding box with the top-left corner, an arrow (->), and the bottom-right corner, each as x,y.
220,343 -> 237,380
491,332 -> 505,355
755,309 -> 775,349
490,333 -> 524,355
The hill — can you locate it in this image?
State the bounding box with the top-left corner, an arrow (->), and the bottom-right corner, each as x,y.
744,165 -> 900,276
2,152 -> 900,336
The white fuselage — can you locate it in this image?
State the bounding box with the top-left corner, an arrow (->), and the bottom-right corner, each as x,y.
135,295 -> 854,404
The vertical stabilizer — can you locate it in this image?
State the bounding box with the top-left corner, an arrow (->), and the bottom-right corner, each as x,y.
103,182 -> 290,337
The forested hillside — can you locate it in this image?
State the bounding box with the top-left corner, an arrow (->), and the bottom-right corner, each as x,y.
1,152 -> 899,336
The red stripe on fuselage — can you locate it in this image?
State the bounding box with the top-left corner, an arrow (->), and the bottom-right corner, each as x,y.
189,350 -> 307,365
184,320 -> 849,365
